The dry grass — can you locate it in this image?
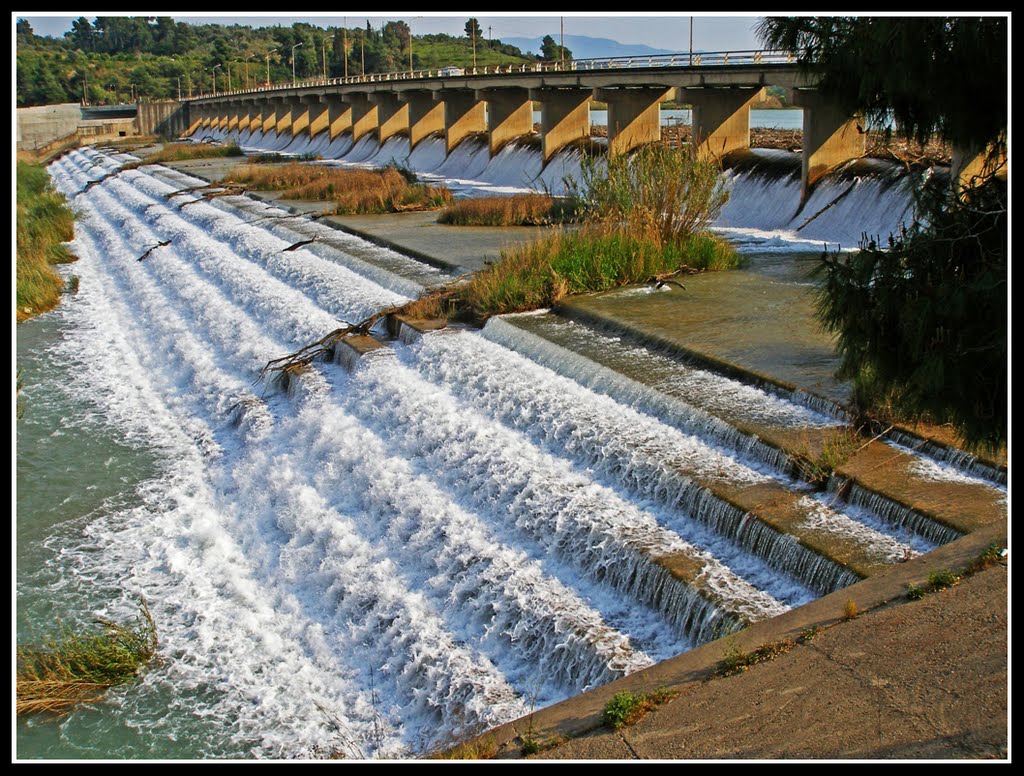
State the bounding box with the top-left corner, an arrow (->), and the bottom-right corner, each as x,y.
17,600 -> 159,717
121,141 -> 244,170
224,163 -> 453,214
438,193 -> 576,226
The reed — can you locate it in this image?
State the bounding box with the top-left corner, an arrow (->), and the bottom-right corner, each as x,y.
437,193 -> 576,226
17,600 -> 159,717
224,163 -> 453,214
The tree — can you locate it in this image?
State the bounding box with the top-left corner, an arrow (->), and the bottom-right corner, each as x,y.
758,16 -> 1008,451
465,18 -> 481,40
540,34 -> 571,63
757,17 -> 1006,151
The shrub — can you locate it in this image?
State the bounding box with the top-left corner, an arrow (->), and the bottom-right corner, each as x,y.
927,568 -> 960,591
438,193 -> 577,226
567,141 -> 731,248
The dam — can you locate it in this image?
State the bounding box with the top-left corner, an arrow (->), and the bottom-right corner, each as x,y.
16,97 -> 1006,758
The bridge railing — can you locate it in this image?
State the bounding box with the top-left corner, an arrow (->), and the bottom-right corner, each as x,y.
189,49 -> 796,100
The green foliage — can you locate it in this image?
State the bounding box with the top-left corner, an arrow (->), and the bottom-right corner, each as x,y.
601,688 -> 673,730
927,568 -> 960,591
540,34 -> 572,63
757,16 -> 1006,150
813,177 -> 1006,452
714,639 -> 795,678
465,229 -> 737,319
17,599 -> 159,716
568,143 -> 731,249
906,584 -> 926,600
16,159 -> 78,320
16,17 -> 537,107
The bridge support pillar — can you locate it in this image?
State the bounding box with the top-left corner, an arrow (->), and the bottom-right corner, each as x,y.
437,90 -> 487,155
226,101 -> 241,133
596,86 -> 671,157
399,91 -> 445,149
369,92 -> 410,146
791,89 -> 865,200
235,101 -> 253,135
530,87 -> 591,163
290,96 -> 311,138
184,104 -> 203,136
681,86 -> 766,160
303,95 -> 329,140
477,87 -> 533,156
272,97 -> 294,136
951,137 -> 1007,192
260,99 -> 278,136
343,92 -> 379,143
321,95 -> 353,141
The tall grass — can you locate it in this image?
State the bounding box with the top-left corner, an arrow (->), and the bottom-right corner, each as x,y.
568,141 -> 731,248
17,600 -> 159,717
437,194 -> 576,226
120,141 -> 244,169
16,160 -> 77,321
225,162 -> 453,214
463,226 -> 736,318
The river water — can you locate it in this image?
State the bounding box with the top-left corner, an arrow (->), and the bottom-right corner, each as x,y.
15,140 -> 968,760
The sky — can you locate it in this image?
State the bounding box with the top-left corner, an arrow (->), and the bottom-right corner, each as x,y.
15,12 -> 766,53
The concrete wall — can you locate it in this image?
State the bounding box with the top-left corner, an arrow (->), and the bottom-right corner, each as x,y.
16,103 -> 82,151
137,101 -> 190,138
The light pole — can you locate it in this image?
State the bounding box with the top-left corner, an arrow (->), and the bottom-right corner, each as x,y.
265,48 -> 277,86
244,54 -> 255,89
343,19 -> 348,79
322,35 -> 334,81
291,41 -> 303,83
212,65 -> 220,96
228,61 -> 236,91
176,76 -> 182,101
689,16 -> 693,66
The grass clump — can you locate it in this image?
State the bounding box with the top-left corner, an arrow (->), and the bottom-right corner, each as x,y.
601,687 -> 676,730
16,160 -> 78,321
907,583 -> 926,600
715,638 -> 795,678
463,226 -> 735,319
431,737 -> 498,760
438,193 -> 577,226
843,598 -> 860,620
793,426 -> 864,486
224,162 -> 453,214
17,600 -> 159,717
927,568 -> 960,591
121,141 -> 244,169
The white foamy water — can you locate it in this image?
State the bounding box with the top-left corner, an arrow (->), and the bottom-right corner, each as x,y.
28,148 -> 839,760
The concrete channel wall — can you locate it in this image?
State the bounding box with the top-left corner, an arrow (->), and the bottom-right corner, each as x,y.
17,101 -> 189,155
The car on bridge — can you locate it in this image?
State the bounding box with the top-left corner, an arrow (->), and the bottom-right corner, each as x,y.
439,66 -> 464,77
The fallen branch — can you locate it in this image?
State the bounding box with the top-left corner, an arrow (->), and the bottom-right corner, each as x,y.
283,236 -> 319,252
137,240 -> 172,262
796,181 -> 857,232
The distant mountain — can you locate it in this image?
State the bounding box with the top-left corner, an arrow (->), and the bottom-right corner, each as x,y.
502,34 -> 679,60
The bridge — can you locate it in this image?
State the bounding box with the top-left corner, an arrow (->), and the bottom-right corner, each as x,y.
180,51 -> 964,197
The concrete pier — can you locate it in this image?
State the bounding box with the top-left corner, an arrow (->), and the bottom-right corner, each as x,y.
369,91 -> 410,145
597,86 -> 672,157
791,88 -> 866,199
439,90 -> 487,154
681,86 -> 767,160
477,87 -> 534,155
399,90 -> 446,149
343,92 -> 379,143
531,87 -> 591,163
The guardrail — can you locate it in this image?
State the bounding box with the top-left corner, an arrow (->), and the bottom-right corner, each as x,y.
187,49 -> 796,101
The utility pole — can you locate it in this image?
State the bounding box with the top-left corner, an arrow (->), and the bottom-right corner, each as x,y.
689,16 -> 693,66
343,18 -> 348,79
560,16 -> 564,68
360,29 -> 365,76
472,22 -> 476,69
322,35 -> 334,80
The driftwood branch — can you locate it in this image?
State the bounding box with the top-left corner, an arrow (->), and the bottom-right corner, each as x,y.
796,181 -> 857,232
283,236 -> 319,252
137,240 -> 171,262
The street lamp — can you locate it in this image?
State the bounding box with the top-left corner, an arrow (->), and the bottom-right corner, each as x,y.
176,76 -> 182,101
212,65 -> 220,96
265,48 -> 277,86
322,35 -> 334,81
245,54 -> 255,89
228,61 -> 236,91
291,41 -> 304,83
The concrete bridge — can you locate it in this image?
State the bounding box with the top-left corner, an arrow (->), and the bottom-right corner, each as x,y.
183,50 -> 991,197
184,51 -> 865,200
